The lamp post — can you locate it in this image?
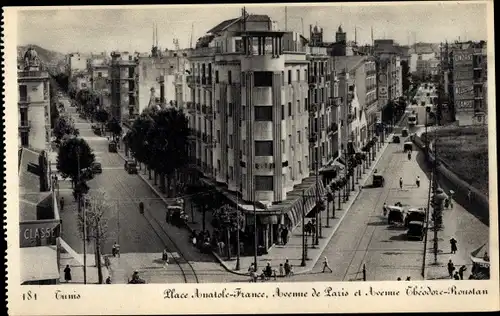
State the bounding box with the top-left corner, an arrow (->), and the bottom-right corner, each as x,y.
235,190 -> 240,271
76,148 -> 87,285
301,190 -> 308,266
253,200 -> 257,271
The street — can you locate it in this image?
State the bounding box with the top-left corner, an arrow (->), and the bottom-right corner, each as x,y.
58,99 -> 248,283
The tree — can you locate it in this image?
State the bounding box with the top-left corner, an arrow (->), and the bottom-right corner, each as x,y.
212,204 -> 244,260
53,115 -> 79,143
57,137 -> 95,186
77,190 -> 109,284
148,108 -> 189,196
94,109 -> 109,133
401,60 -> 410,93
50,101 -> 60,129
107,117 -> 123,139
129,113 -> 155,178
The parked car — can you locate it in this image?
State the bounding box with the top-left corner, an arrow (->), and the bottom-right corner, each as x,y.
91,162 -> 102,174
407,221 -> 425,240
108,141 -> 117,153
393,135 -> 401,143
124,160 -> 137,174
372,173 -> 385,187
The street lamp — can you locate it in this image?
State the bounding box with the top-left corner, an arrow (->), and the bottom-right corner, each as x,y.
235,189 -> 241,271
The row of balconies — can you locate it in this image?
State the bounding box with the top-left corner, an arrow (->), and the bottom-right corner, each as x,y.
18,70 -> 49,79
326,122 -> 339,135
366,69 -> 377,76
201,105 -> 213,115
347,113 -> 356,124
19,120 -> 31,128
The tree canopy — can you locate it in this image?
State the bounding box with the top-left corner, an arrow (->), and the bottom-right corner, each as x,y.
94,109 -> 109,124
107,117 -> 123,138
211,204 -> 244,232
53,114 -> 79,143
57,137 -> 95,182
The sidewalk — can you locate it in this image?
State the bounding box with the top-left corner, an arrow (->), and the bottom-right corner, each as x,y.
116,133 -> 395,276
59,251 -> 110,284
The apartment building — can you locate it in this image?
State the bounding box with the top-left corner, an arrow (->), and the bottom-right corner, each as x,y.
88,57 -> 111,110
18,47 -> 51,152
67,52 -> 88,78
109,51 -> 139,124
137,48 -> 192,113
331,56 -> 375,152
187,13 -> 326,251
376,53 -> 403,125
445,41 -> 487,126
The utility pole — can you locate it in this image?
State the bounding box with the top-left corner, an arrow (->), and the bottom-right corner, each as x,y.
77,148 -> 87,285
421,172 -> 433,278
253,191 -> 258,271
301,190 -> 307,267
235,190 -> 240,271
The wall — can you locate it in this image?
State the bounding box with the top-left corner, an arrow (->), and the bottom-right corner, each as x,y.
69,53 -> 87,77
20,80 -> 50,151
412,135 -> 489,223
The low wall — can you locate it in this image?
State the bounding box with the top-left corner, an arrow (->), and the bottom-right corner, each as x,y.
412,135 -> 489,224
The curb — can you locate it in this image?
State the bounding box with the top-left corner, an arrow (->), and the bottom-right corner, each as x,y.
114,151 -> 250,276
294,136 -> 393,275
115,137 -> 393,277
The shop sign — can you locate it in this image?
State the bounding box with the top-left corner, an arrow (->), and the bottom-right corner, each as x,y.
20,221 -> 60,248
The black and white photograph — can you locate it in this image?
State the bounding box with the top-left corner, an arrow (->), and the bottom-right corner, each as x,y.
4,1 -> 498,314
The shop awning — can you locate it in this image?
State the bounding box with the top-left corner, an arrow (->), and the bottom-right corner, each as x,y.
20,246 -> 59,283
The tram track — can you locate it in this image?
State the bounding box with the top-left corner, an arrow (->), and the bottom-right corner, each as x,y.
111,169 -> 199,284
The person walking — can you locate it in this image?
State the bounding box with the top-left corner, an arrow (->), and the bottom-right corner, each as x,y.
406,276 -> 411,281
450,238 -> 458,254
105,276 -> 112,284
458,265 -> 467,280
397,277 -> 402,281
64,265 -> 72,283
60,197 -> 65,211
407,151 -> 412,160
447,259 -> 455,278
416,176 -> 420,188
279,264 -> 284,277
383,203 -> 388,216
399,177 -> 403,189
322,256 -> 333,273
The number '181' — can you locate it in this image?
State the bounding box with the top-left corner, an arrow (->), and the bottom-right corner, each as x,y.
23,291 -> 37,301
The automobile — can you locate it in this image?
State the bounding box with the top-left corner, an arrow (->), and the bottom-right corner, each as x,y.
392,135 -> 401,143
401,128 -> 409,137
108,141 -> 117,153
407,221 -> 425,240
372,173 -> 385,187
403,142 -> 413,152
405,208 -> 426,227
124,160 -> 137,174
91,162 -> 102,174
387,206 -> 406,226
81,167 -> 94,181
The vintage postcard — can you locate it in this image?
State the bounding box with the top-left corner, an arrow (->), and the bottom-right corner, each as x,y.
3,1 -> 499,314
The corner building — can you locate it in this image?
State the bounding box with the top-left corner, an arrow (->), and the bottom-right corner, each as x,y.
188,14 -> 325,250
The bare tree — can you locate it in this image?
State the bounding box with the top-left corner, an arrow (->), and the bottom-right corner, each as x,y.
77,189 -> 110,284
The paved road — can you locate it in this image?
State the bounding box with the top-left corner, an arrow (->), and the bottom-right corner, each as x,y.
58,99 -> 248,283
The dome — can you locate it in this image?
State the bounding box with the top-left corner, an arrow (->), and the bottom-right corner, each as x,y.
23,46 -> 40,69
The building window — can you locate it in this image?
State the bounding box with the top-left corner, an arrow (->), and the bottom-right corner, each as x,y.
242,106 -> 246,120
254,106 -> 273,121
289,166 -> 294,181
217,130 -> 220,142
288,70 -> 292,84
255,140 -> 273,156
243,140 -> 246,155
228,70 -> 232,84
217,160 -> 221,173
229,166 -> 234,180
305,69 -> 308,80
255,175 -> 273,191
216,100 -> 220,113
281,105 -> 285,120
296,69 -> 300,82
297,131 -> 301,143
288,102 -> 292,117
228,103 -> 233,116
305,98 -> 308,111
281,140 -> 285,154
254,71 -> 273,87
229,134 -> 233,148
298,161 -> 302,174
297,99 -> 301,113
215,70 -> 219,83
20,132 -> 29,146
281,71 -> 285,85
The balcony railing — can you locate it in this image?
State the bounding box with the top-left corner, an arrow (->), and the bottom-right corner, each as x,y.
195,76 -> 201,84
202,105 -> 207,114
308,103 -> 318,113
366,70 -> 376,76
327,122 -> 339,135
18,70 -> 49,78
19,96 -> 31,104
19,120 -> 31,128
196,130 -> 202,139
196,103 -> 201,112
191,47 -> 221,57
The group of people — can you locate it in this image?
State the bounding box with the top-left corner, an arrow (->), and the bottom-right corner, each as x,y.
248,259 -> 294,282
304,219 -> 317,237
398,176 -> 421,189
190,230 -> 212,249
397,276 -> 412,281
447,237 -> 467,280
63,264 -> 113,284
277,225 -> 290,246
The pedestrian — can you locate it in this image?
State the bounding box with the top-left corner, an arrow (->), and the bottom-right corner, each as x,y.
397,277 -> 402,281
408,151 -> 412,160
322,256 -> 333,273
105,276 -> 111,284
467,189 -> 472,203
279,263 -> 284,277
64,265 -> 72,283
447,259 -> 455,278
416,176 -> 420,188
192,235 -> 197,247
248,263 -> 255,274
458,265 -> 467,280
60,197 -> 65,211
450,238 -> 458,254
399,177 -> 403,189
162,248 -> 169,261
383,203 -> 388,216
406,276 -> 411,281
284,259 -> 291,276
483,252 -> 489,261
282,226 -> 289,246
453,271 -> 460,280
277,226 -> 283,245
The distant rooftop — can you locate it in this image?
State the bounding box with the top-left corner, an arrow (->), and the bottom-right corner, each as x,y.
207,14 -> 271,34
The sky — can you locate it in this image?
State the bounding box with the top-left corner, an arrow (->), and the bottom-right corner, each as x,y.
16,2 -> 489,54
